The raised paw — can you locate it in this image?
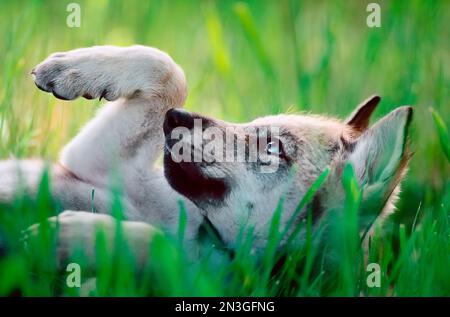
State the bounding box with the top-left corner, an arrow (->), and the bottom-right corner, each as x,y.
31,45 -> 187,104
32,48 -> 120,101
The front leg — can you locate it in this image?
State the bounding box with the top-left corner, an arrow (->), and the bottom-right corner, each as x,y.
31,46 -> 187,187
22,211 -> 162,271
32,45 -> 187,105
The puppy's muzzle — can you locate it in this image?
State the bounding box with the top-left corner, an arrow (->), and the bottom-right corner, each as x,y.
163,108 -> 195,136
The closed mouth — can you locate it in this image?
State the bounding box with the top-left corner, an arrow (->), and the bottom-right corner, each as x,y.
163,143 -> 230,203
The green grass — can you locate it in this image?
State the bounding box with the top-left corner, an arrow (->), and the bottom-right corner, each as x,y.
0,0 -> 449,296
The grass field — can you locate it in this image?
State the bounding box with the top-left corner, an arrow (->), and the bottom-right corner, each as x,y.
0,0 -> 449,296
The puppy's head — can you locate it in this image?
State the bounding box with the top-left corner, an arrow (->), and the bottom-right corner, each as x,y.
163,96 -> 413,249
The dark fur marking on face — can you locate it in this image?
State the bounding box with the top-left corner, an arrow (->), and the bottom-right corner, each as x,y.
278,131 -> 299,161
328,141 -> 341,155
163,150 -> 230,205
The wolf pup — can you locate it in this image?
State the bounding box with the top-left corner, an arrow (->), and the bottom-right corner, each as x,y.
0,45 -> 412,268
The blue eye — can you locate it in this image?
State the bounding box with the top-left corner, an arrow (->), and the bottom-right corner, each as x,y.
265,141 -> 282,155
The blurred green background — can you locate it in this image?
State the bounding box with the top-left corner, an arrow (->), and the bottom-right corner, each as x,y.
0,0 -> 448,296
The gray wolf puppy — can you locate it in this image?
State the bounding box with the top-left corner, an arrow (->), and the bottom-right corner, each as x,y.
0,46 -> 412,269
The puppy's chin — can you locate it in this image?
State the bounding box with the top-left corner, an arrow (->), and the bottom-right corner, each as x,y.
163,150 -> 229,205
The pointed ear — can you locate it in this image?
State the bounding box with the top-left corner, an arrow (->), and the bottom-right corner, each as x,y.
348,106 -> 413,186
346,95 -> 381,133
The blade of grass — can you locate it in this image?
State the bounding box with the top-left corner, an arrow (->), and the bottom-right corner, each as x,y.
429,107 -> 450,162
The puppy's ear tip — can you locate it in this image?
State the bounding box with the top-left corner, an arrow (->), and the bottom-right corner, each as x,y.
368,94 -> 381,103
398,105 -> 413,111
346,94 -> 381,132
364,95 -> 381,108
405,105 -> 414,113
393,106 -> 414,121
406,105 -> 413,118
397,106 -> 414,129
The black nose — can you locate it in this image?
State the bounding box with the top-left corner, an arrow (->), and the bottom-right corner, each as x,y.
163,108 -> 195,135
